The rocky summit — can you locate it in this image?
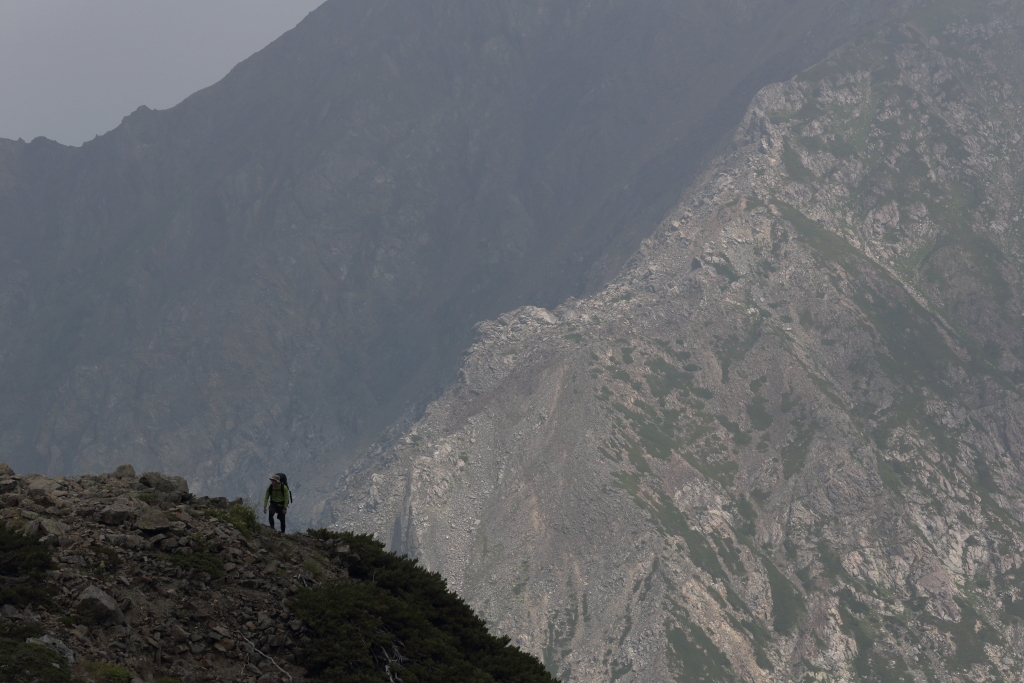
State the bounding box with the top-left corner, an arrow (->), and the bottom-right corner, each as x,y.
0,462 -> 555,683
0,462 -> 344,683
329,2 -> 1024,681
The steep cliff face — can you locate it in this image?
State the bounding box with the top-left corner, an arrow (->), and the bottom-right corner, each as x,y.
331,2 -> 1024,681
0,0 -> 896,514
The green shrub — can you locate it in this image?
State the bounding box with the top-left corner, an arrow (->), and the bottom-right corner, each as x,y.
207,503 -> 260,538
89,545 -> 122,576
303,560 -> 325,579
169,552 -> 224,579
0,622 -> 44,640
305,528 -> 346,542
0,522 -> 56,607
84,660 -> 132,683
292,531 -> 556,682
0,639 -> 70,683
186,533 -> 212,553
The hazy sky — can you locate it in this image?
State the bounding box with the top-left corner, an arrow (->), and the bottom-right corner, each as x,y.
0,0 -> 325,146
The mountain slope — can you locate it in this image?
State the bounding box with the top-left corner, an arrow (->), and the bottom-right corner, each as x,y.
330,2 -> 1024,681
0,0 -> 897,514
0,463 -> 555,683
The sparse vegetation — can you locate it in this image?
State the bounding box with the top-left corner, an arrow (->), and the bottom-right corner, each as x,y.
207,502 -> 260,539
168,551 -> 224,579
82,661 -> 133,683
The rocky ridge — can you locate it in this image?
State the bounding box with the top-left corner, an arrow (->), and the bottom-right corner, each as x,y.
328,2 -> 1024,682
0,462 -> 353,683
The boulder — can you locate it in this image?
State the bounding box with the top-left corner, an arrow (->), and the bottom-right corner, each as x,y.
113,464 -> 137,479
139,472 -> 189,494
135,507 -> 172,533
26,489 -> 54,507
159,537 -> 181,551
123,534 -> 145,550
73,586 -> 126,625
98,505 -> 133,526
40,518 -> 70,535
169,623 -> 190,642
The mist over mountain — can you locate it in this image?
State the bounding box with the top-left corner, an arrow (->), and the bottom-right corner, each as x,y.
333,1 -> 1024,680
0,0 -> 896,513
5,0 -> 1024,682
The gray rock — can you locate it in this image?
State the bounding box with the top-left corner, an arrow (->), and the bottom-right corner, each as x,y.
169,623 -> 190,643
112,464 -> 136,479
98,505 -> 133,526
102,533 -> 126,546
0,463 -> 14,477
123,534 -> 144,550
40,518 -> 69,535
139,472 -> 189,494
26,635 -> 79,664
159,537 -> 181,551
73,585 -> 126,625
135,507 -> 172,532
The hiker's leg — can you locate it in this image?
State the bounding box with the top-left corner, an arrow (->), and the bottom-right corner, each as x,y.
279,510 -> 286,534
268,507 -> 276,529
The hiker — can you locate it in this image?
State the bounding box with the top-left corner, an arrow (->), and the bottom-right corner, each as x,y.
263,474 -> 290,533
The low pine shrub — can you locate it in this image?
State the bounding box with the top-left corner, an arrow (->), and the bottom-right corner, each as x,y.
0,522 -> 56,607
305,528 -> 345,542
83,661 -> 133,683
292,531 -> 556,683
0,639 -> 70,683
0,622 -> 44,640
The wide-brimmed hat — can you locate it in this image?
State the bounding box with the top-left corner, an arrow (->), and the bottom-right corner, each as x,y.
269,474 -> 281,482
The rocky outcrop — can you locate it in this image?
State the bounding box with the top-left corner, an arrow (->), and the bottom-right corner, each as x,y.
0,464 -> 345,683
329,2 -> 1024,681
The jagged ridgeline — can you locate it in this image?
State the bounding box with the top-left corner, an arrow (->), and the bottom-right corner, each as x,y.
332,1 -> 1024,681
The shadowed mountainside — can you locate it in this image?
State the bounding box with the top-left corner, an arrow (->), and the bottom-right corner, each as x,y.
0,0 -> 898,515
